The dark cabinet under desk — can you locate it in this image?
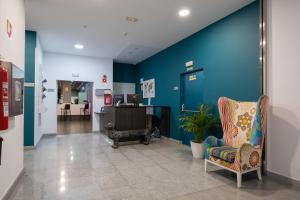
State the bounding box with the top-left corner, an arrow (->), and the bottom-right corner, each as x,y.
146,106 -> 170,138
160,107 -> 170,137
103,106 -> 147,131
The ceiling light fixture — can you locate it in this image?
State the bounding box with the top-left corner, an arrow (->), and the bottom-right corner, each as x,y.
74,44 -> 84,49
178,9 -> 190,17
126,16 -> 138,23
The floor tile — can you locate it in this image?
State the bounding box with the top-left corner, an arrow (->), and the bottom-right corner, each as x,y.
6,133 -> 300,200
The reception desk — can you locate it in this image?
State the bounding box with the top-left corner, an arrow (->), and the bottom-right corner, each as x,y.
57,103 -> 89,116
96,105 -> 170,137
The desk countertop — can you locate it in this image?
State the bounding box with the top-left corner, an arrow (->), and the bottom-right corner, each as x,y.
142,105 -> 170,108
94,112 -> 106,114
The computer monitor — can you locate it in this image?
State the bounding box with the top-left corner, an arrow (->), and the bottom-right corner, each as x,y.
113,94 -> 124,105
127,94 -> 142,106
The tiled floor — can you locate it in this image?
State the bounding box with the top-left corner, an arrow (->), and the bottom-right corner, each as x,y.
57,118 -> 92,134
8,133 -> 300,200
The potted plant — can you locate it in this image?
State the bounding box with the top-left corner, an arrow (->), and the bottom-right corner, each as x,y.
179,105 -> 219,159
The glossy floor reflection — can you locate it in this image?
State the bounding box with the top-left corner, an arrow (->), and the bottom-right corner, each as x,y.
57,118 -> 92,134
8,133 -> 300,200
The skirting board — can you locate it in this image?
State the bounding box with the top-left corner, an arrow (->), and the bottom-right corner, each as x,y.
1,168 -> 24,200
161,136 -> 182,145
24,133 -> 57,151
267,171 -> 300,187
24,146 -> 35,151
42,133 -> 57,137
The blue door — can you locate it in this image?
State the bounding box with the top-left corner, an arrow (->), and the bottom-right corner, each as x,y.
180,69 -> 204,145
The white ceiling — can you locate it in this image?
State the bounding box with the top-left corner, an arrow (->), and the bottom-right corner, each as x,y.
25,0 -> 255,64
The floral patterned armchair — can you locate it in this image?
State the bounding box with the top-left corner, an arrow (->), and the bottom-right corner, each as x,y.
204,95 -> 268,188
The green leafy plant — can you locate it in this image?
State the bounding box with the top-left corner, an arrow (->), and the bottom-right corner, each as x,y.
179,105 -> 219,143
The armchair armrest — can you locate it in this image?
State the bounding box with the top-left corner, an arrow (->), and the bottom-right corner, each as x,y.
203,136 -> 224,159
235,143 -> 262,172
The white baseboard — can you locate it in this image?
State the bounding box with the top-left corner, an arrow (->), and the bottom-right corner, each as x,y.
24,146 -> 35,151
161,136 -> 182,144
1,168 -> 24,200
267,170 -> 300,186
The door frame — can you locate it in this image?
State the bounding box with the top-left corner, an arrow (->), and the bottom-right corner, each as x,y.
56,80 -> 94,134
179,68 -> 204,144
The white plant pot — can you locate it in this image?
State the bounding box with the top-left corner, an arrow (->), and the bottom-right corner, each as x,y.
190,141 -> 204,159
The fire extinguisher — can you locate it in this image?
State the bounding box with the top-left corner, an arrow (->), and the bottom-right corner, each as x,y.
0,66 -> 9,130
104,94 -> 112,106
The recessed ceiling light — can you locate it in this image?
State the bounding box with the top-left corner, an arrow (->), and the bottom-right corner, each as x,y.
178,9 -> 190,17
126,16 -> 138,23
74,44 -> 84,49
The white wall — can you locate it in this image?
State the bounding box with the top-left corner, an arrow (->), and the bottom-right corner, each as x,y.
0,0 -> 25,198
34,35 -> 44,146
267,0 -> 300,181
113,82 -> 136,103
42,53 -> 113,133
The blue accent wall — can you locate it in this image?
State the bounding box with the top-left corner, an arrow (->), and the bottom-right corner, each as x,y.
135,1 -> 261,141
24,31 -> 36,146
113,62 -> 136,83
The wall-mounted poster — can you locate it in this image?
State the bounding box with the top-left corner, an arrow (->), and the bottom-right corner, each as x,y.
143,78 -> 155,98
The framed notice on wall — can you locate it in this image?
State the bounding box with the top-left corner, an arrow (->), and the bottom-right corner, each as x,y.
143,78 -> 155,98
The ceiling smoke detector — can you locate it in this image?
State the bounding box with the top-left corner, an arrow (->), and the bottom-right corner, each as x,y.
126,16 -> 138,23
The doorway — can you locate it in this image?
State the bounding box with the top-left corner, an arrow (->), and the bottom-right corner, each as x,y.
57,80 -> 93,134
180,69 -> 205,145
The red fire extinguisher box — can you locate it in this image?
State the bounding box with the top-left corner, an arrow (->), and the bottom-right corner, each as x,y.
0,61 -> 24,117
104,94 -> 112,106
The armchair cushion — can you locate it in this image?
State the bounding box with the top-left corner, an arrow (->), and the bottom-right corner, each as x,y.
203,136 -> 224,159
208,146 -> 237,163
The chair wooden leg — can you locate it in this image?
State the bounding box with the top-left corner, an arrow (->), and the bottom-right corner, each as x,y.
237,173 -> 242,188
257,167 -> 262,181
